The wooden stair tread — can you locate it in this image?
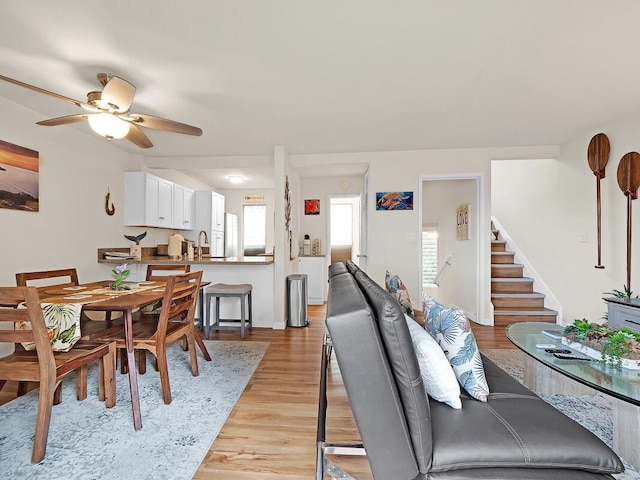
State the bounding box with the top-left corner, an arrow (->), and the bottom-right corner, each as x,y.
493,308 -> 557,315
491,277 -> 534,283
491,293 -> 545,298
491,251 -> 514,255
491,263 -> 524,268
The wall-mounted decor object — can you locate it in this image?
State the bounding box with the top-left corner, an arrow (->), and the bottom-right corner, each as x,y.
305,199 -> 320,215
587,133 -> 610,269
105,187 -> 116,216
456,204 -> 471,240
0,139 -> 39,212
244,194 -> 264,202
375,191 -> 413,211
617,152 -> 640,292
284,175 -> 291,231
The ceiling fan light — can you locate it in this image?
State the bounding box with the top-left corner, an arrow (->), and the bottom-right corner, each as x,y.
228,175 -> 244,184
88,113 -> 130,139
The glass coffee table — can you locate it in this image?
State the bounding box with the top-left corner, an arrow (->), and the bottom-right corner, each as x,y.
506,322 -> 640,468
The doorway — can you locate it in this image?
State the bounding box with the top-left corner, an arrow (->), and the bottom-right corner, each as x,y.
419,175 -> 485,323
327,194 -> 362,267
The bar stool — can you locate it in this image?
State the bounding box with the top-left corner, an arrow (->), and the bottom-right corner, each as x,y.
204,283 -> 253,339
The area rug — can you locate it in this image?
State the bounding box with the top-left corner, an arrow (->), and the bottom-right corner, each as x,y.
482,349 -> 640,480
0,340 -> 269,479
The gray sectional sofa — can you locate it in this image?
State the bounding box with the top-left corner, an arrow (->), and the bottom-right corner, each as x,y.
316,261 -> 624,480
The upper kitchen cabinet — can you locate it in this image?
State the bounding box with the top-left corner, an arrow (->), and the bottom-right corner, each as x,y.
194,190 -> 225,233
174,184 -> 195,231
125,172 -> 174,228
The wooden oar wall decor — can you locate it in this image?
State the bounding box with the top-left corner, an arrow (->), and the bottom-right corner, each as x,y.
617,152 -> 640,292
587,133 -> 610,269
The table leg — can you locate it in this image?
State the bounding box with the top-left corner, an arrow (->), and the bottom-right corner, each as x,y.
123,309 -> 142,430
612,397 -> 640,469
196,287 -> 211,361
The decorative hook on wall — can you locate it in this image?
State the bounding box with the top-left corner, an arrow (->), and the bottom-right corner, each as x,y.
105,187 -> 115,216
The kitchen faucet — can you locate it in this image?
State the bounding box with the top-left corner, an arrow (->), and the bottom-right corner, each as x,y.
197,230 -> 209,259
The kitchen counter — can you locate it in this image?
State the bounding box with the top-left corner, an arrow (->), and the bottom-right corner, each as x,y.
97,248 -> 277,328
98,248 -> 273,265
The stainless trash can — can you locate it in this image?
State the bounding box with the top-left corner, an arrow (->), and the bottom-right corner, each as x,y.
287,274 -> 309,327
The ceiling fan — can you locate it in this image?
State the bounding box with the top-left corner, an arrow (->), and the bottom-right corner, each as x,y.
0,73 -> 203,148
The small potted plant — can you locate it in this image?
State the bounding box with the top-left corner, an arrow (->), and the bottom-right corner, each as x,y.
111,263 -> 131,291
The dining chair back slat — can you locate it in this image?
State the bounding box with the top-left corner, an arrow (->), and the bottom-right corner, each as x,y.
0,286 -> 116,463
15,268 -> 80,294
146,264 -> 191,281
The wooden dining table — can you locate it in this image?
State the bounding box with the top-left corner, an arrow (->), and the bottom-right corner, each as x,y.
39,279 -> 211,431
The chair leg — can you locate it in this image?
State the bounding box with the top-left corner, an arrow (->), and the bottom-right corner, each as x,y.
204,294 -> 211,339
119,348 -> 128,374
188,329 -> 199,377
17,381 -> 29,397
248,291 -> 253,331
101,342 -> 116,408
76,364 -> 88,401
155,346 -> 172,405
240,294 -> 246,339
53,383 -> 63,405
31,377 -> 57,463
138,350 -> 147,374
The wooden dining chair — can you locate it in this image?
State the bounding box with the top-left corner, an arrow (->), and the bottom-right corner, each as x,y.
145,264 -> 191,281
15,267 -> 89,400
0,286 -> 116,463
140,264 -> 210,365
96,270 -> 202,404
15,268 -> 80,294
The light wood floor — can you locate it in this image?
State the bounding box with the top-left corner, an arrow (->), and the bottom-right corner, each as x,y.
0,304 -> 514,479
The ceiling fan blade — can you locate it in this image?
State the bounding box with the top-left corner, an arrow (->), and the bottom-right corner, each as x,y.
101,75 -> 135,113
36,114 -> 88,126
126,123 -> 153,148
0,74 -> 85,108
127,113 -> 203,136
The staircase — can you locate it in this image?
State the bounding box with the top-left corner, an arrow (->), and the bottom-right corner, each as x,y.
491,228 -> 557,327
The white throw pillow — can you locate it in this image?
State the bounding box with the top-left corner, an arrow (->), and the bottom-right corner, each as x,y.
405,314 -> 462,409
426,307 -> 489,402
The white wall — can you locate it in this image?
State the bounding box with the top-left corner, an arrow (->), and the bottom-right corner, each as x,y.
422,179 -> 477,318
493,115 -> 640,325
0,97 -> 133,286
298,175 -> 364,255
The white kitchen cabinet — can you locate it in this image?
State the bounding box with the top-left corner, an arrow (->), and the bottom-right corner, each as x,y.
194,190 -> 225,234
194,190 -> 226,256
210,231 -> 225,257
124,172 -> 174,228
298,256 -> 325,305
174,184 -> 195,230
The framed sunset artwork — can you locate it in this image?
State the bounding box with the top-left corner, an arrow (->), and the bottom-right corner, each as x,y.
305,199 -> 320,215
0,139 -> 39,212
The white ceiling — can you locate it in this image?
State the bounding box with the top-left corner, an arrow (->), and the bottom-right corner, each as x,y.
2,1 -> 640,188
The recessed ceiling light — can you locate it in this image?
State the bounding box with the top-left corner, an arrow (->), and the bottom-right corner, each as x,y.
228,175 -> 244,184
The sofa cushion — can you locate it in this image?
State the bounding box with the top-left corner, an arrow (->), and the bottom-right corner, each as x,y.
428,394 -> 624,475
385,270 -> 415,319
350,262 -> 433,474
405,315 -> 462,409
427,306 -> 489,402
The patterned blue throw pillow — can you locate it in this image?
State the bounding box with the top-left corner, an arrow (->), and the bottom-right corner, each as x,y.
385,270 -> 415,319
427,306 -> 489,402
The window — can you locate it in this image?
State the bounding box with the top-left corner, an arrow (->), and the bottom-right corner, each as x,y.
422,230 -> 438,287
243,204 -> 266,255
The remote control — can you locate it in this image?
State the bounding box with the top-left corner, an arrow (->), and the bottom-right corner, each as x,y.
553,352 -> 591,361
536,343 -> 557,349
